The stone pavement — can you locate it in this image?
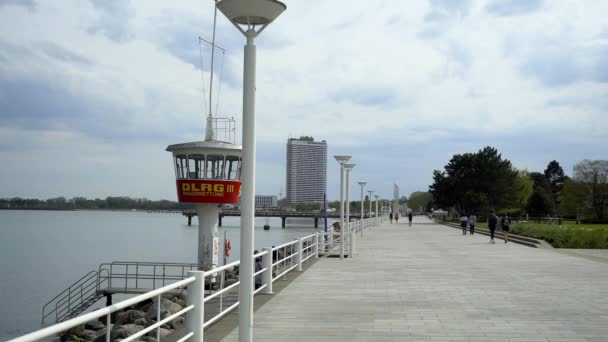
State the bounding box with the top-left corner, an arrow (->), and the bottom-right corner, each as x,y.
219,217 -> 608,342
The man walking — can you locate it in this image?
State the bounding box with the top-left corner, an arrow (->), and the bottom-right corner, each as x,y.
501,214 -> 511,243
488,210 -> 498,243
459,214 -> 468,235
408,212 -> 413,227
389,212 -> 393,224
468,214 -> 477,235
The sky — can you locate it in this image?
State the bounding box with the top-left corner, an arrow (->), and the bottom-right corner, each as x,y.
0,0 -> 606,202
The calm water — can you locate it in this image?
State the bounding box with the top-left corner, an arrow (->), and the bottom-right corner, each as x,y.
0,210 -> 332,340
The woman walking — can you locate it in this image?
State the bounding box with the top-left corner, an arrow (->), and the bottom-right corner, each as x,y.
459,214 -> 468,235
488,210 -> 498,243
468,214 -> 477,235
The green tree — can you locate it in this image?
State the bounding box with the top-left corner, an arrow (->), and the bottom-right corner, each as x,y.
407,191 -> 433,212
544,160 -> 569,208
559,179 -> 588,218
526,187 -> 553,216
295,202 -> 322,212
429,147 -> 518,214
573,160 -> 608,222
513,170 -> 534,210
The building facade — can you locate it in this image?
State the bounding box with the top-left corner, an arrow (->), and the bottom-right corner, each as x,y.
255,195 -> 278,208
286,136 -> 327,204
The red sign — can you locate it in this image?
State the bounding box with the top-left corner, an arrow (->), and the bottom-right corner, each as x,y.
176,179 -> 241,204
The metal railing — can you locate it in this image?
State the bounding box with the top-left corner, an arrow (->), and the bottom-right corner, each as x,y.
99,261 -> 201,291
22,216 -> 388,342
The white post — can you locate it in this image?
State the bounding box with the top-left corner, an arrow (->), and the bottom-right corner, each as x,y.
186,270 -> 205,342
375,197 -> 379,225
195,204 -> 220,277
261,247 -> 273,294
315,233 -> 320,258
296,238 -> 303,271
345,169 -> 351,235
359,184 -> 364,237
239,30 -> 256,342
350,231 -> 355,257
339,163 -> 345,259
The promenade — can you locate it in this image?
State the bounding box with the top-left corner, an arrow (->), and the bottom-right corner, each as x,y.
220,217 -> 608,342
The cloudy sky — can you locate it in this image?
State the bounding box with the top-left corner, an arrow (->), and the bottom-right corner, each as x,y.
0,0 -> 606,201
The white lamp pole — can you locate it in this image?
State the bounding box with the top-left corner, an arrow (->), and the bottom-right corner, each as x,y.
374,195 -> 379,223
344,163 -> 355,232
357,181 -> 366,236
216,1 -> 286,341
368,190 -> 374,227
334,155 -> 351,260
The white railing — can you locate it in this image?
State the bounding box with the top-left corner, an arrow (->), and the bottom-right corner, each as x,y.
11,216 -> 390,342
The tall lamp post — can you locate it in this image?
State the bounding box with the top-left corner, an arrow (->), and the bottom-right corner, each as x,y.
357,181 -> 366,236
216,1 -> 286,341
368,190 -> 374,227
374,195 -> 380,223
344,164 -> 355,257
334,155 -> 351,259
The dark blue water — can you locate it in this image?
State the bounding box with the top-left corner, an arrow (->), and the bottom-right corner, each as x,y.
0,210 -> 331,340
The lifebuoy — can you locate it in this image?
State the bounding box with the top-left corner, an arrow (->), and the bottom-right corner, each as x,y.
225,239 -> 232,257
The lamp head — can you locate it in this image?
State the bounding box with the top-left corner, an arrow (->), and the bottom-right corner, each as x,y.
374,195 -> 379,199
344,163 -> 356,171
333,155 -> 352,163
357,181 -> 367,187
217,0 -> 286,26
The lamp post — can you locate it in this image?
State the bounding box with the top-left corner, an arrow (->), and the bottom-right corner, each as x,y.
334,155 -> 351,259
216,1 -> 286,341
374,195 -> 379,223
357,181 -> 366,236
344,164 -> 355,257
367,190 -> 374,227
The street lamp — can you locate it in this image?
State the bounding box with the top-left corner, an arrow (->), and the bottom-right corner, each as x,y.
216,1 -> 286,341
357,181 -> 366,236
374,195 -> 379,223
344,163 -> 355,257
334,155 -> 351,259
367,190 -> 374,227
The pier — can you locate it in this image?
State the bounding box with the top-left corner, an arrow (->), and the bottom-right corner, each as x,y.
183,209 -> 368,228
212,216 -> 608,341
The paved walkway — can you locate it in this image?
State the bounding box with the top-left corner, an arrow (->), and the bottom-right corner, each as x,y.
221,217 -> 608,342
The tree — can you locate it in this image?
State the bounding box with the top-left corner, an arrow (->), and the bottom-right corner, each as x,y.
513,170 -> 534,210
429,147 -> 518,214
573,160 -> 608,222
544,160 -> 569,207
407,191 -> 433,212
559,179 -> 588,218
295,202 -> 322,212
526,187 -> 553,216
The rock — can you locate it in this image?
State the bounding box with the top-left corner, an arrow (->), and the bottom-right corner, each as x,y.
146,328 -> 171,338
140,337 -> 157,342
116,310 -> 146,325
169,316 -> 185,329
65,326 -> 85,338
80,329 -> 97,341
110,324 -> 144,341
64,335 -> 83,342
85,320 -> 105,331
145,298 -> 182,321
172,297 -> 186,307
133,318 -> 147,326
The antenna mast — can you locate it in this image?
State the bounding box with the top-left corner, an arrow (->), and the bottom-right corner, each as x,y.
205,1 -> 219,141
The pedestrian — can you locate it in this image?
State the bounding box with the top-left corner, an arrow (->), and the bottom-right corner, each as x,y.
501,214 -> 511,243
487,209 -> 498,244
254,250 -> 263,290
459,214 -> 468,235
395,212 -> 399,223
408,212 -> 413,227
468,214 -> 477,235
389,212 -> 393,223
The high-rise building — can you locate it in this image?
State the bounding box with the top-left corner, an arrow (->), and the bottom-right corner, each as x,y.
255,195 -> 278,208
286,136 -> 327,204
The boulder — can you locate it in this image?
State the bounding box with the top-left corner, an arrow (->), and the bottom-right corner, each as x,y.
145,328 -> 171,338
80,329 -> 98,341
169,316 -> 185,329
116,310 -> 146,325
110,324 -> 144,341
145,298 -> 182,321
140,337 -> 157,342
133,318 -> 147,326
63,335 -> 83,342
85,320 -> 105,331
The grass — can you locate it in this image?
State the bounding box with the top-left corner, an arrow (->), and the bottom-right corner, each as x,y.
438,218 -> 608,248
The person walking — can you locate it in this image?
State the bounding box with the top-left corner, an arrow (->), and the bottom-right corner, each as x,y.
408,212 -> 413,227
488,209 -> 498,243
459,214 -> 468,235
395,212 -> 399,223
389,212 -> 393,223
501,214 -> 511,243
468,214 -> 477,235
254,250 -> 263,290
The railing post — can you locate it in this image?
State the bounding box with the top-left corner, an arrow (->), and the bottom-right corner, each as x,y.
186,271 -> 205,342
296,238 -> 303,272
262,247 -> 273,294
329,226 -> 334,248
315,233 -> 319,258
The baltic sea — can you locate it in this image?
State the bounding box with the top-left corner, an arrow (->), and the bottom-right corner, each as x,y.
0,210 -> 327,340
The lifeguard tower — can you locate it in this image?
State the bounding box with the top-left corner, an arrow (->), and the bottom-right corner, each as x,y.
166,15 -> 241,273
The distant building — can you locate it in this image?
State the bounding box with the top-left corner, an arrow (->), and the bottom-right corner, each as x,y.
255,195 -> 278,208
286,136 -> 327,204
